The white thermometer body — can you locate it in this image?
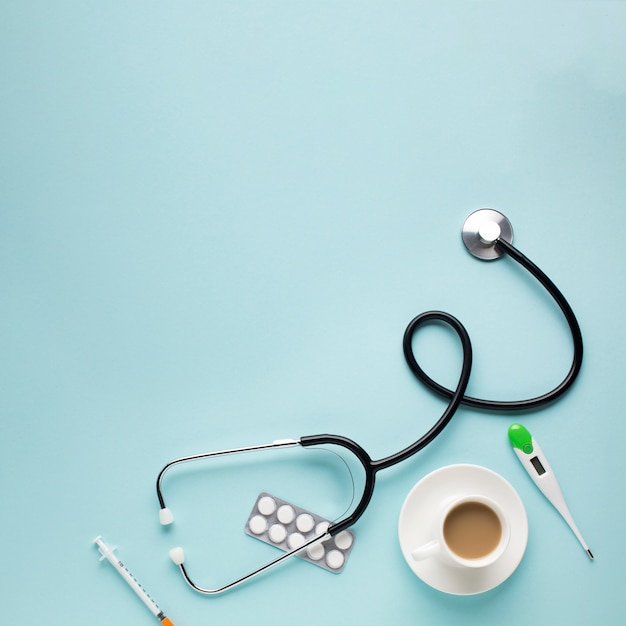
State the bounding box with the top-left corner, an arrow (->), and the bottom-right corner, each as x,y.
508,424 -> 593,560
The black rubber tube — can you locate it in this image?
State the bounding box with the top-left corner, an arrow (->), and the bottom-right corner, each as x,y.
403,239 -> 583,411
301,311 -> 474,533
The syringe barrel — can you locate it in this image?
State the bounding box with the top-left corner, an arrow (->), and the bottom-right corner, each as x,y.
94,536 -> 161,618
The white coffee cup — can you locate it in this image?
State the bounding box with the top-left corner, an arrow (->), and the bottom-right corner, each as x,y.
411,494 -> 510,569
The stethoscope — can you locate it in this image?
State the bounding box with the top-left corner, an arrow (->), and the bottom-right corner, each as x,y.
156,209 -> 583,595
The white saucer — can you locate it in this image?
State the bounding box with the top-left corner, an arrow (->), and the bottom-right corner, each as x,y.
398,464 -> 528,595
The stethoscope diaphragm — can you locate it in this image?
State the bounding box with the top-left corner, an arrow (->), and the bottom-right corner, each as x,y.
462,208 -> 514,260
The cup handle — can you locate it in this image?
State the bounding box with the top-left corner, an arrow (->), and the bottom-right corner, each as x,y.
411,539 -> 440,562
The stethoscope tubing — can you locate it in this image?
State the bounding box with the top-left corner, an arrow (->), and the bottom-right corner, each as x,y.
403,238 -> 583,411
301,311 -> 474,535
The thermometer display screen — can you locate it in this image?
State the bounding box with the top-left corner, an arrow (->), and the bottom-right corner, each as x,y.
530,456 -> 546,475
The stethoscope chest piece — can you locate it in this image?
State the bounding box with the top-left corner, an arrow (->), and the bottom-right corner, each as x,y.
462,209 -> 514,260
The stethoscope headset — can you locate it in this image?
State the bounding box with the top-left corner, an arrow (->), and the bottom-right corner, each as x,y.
156,209 -> 583,594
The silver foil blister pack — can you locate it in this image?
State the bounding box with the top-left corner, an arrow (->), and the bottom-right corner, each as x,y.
245,492 -> 355,573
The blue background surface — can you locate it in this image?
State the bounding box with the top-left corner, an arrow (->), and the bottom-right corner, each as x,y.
1,2 -> 625,624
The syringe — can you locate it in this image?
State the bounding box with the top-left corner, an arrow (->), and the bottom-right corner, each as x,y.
94,536 -> 176,626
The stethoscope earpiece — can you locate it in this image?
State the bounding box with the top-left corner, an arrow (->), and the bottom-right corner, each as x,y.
159,508 -> 174,525
169,547 -> 185,566
462,208 -> 514,260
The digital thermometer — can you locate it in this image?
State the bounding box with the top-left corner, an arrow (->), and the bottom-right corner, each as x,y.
508,424 -> 593,560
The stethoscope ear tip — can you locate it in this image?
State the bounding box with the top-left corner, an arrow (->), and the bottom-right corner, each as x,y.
159,507 -> 175,525
462,209 -> 513,260
169,547 -> 185,565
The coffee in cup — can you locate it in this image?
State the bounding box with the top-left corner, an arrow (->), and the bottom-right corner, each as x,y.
412,494 -> 510,569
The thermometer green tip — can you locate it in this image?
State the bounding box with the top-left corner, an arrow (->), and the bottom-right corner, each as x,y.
508,423 -> 534,454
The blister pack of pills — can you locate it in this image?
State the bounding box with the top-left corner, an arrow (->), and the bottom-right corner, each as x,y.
244,492 -> 355,573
